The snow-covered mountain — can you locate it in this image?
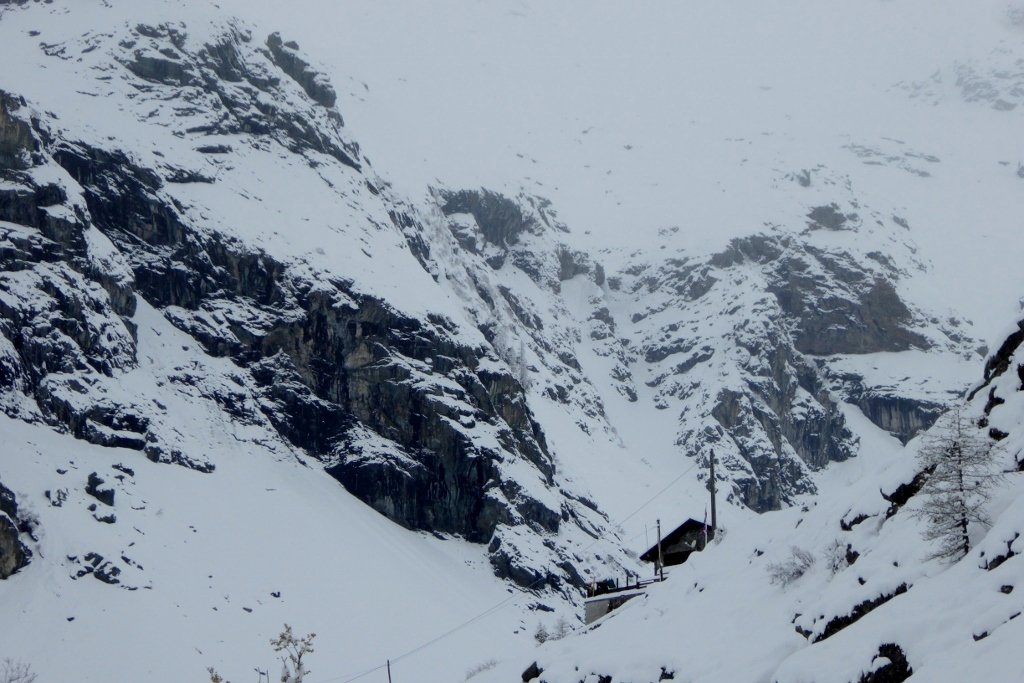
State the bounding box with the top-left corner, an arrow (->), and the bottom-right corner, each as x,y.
474,320 -> 1024,683
1,1 -> 1022,681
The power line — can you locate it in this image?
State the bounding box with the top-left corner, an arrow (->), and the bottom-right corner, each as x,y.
310,459 -> 701,683
614,464 -> 699,528
318,662 -> 387,683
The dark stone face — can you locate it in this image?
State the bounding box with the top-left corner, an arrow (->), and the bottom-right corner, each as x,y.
49,133 -> 557,555
858,643 -> 913,683
0,92 -> 38,170
625,226 -> 952,512
266,32 -> 337,109
0,515 -> 29,579
85,473 -> 115,507
973,319 -> 1024,392
439,189 -> 539,248
0,481 -> 31,579
806,203 -> 855,231
852,393 -> 944,445
0,31 -> 581,589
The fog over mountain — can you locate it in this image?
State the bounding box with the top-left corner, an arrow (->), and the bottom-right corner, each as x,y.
1,1 -> 1023,682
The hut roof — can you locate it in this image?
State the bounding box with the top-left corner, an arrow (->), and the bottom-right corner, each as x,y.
639,517 -> 708,563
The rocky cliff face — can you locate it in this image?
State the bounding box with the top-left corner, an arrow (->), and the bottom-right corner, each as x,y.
616,233 -> 872,510
0,1 -> 987,601
432,185 -> 975,511
0,17 -> 627,593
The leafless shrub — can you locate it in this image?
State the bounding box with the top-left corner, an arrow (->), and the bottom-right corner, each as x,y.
824,538 -> 849,575
271,623 -> 316,683
464,659 -> 497,680
206,624 -> 315,683
767,546 -> 815,586
0,659 -> 37,683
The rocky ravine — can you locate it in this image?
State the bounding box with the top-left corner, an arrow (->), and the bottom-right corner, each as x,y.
428,184 -> 977,512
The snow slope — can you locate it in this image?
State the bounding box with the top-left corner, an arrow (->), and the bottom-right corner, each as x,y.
474,354 -> 1024,682
0,303 -> 525,683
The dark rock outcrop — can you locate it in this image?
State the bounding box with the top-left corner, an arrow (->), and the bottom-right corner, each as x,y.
119,23 -> 360,170
85,473 -> 115,506
852,392 -> 944,445
970,319 -> 1024,398
0,514 -> 28,579
807,203 -> 855,231
824,364 -> 950,445
982,533 -> 1019,571
768,261 -> 928,356
521,661 -> 543,682
966,319 -> 1024,446
0,91 -> 40,170
71,551 -> 122,585
441,188 -> 541,248
882,466 -> 934,518
266,32 -> 337,108
811,584 -> 910,642
0,481 -> 31,578
0,90 -> 139,437
858,643 -> 913,683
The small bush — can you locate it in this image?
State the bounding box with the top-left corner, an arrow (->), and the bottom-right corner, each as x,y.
824,538 -> 849,575
271,624 -> 316,683
206,624 -> 315,683
551,616 -> 572,640
0,659 -> 37,683
464,659 -> 497,681
767,546 -> 815,586
533,622 -> 549,644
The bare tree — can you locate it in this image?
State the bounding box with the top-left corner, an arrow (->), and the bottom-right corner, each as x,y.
205,624 -> 315,683
912,409 -> 1005,562
0,659 -> 36,683
271,624 -> 316,683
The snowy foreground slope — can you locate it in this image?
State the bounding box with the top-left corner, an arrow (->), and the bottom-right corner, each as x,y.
476,329 -> 1024,682
1,0 -> 1023,681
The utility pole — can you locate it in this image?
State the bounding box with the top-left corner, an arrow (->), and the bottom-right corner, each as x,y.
387,659 -> 393,683
656,518 -> 664,581
709,448 -> 718,537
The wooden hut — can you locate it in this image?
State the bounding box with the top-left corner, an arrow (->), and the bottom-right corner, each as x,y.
639,517 -> 712,570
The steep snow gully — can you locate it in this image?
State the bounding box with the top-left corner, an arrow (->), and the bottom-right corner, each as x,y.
1,1 -> 1023,682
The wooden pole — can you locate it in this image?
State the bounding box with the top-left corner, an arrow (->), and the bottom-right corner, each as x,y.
387,659 -> 393,683
656,518 -> 664,580
709,448 -> 718,536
